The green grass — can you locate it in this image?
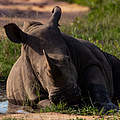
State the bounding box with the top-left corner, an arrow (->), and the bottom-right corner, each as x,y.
36,102 -> 119,116
0,37 -> 21,81
2,118 -> 24,120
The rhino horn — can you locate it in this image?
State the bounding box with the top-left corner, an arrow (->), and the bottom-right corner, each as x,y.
48,6 -> 61,27
43,49 -> 57,70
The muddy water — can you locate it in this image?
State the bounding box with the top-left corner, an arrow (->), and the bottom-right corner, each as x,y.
0,82 -> 8,114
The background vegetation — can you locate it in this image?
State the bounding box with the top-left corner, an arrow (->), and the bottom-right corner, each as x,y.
0,37 -> 21,81
1,0 -> 120,82
60,0 -> 120,57
56,0 -> 102,8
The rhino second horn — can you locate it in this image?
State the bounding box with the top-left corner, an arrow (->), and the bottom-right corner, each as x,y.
48,6 -> 61,27
43,49 -> 57,71
43,49 -> 49,62
43,49 -> 53,69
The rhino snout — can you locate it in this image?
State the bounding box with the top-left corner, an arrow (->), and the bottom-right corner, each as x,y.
49,85 -> 81,105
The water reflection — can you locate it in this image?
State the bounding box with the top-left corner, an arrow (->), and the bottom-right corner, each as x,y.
0,100 -> 8,114
8,103 -> 29,114
0,81 -> 8,114
0,81 -> 29,114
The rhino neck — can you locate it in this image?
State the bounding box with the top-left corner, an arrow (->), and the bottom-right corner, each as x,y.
49,83 -> 81,105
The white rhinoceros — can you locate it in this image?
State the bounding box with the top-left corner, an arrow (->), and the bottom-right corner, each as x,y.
4,6 -> 120,112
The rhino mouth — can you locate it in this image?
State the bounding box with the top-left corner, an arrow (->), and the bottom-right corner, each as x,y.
49,84 -> 81,105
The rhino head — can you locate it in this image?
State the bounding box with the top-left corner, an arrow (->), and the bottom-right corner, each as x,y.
4,6 -> 81,105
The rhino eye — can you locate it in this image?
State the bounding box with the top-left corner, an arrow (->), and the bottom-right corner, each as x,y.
67,57 -> 71,62
62,56 -> 71,63
36,72 -> 39,76
50,66 -> 62,78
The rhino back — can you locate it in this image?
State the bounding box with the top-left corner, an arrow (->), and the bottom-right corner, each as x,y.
62,33 -> 100,73
62,33 -> 113,96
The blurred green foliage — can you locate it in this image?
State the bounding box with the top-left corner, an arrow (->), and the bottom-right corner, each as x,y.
56,0 -> 104,8
60,0 -> 120,58
0,37 -> 21,81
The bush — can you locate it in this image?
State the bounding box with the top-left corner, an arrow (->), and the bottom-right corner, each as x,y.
60,0 -> 120,58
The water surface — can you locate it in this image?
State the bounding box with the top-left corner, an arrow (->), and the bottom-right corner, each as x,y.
0,81 -> 29,114
0,82 -> 8,114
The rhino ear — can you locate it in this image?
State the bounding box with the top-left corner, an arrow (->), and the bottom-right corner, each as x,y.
4,23 -> 27,44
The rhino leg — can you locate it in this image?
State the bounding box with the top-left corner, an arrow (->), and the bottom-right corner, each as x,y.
84,65 -> 118,112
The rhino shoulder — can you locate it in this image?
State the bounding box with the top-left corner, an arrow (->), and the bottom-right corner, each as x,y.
7,56 -> 23,80
7,56 -> 24,103
62,33 -> 101,52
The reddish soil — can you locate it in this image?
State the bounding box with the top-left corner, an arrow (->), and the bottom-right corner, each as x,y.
0,112 -> 118,120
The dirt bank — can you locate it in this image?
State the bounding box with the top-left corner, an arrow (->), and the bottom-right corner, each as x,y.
0,0 -> 89,27
1,112 -> 117,120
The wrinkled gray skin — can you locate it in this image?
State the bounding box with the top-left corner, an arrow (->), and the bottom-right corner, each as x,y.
4,6 -> 120,112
